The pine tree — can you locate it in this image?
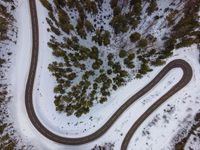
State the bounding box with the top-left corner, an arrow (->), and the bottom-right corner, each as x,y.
130,32 -> 141,42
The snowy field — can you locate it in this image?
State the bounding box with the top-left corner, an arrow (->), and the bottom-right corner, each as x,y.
5,0 -> 200,150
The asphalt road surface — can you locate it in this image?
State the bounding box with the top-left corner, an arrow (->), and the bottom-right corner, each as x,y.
25,0 -> 193,149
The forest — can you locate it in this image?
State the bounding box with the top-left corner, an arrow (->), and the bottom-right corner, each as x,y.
40,0 -> 200,117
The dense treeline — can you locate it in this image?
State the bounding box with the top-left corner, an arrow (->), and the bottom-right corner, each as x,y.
0,1 -> 19,149
0,4 -> 14,41
160,0 -> 200,59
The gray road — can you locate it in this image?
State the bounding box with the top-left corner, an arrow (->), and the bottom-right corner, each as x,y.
25,0 -> 193,149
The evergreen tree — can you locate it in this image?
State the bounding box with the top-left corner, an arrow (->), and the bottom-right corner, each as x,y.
146,0 -> 157,15
119,49 -> 127,58
138,39 -> 148,48
110,0 -> 118,8
110,14 -> 129,34
40,0 -> 53,11
130,32 -> 141,42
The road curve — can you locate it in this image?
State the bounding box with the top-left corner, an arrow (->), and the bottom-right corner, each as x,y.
121,60 -> 192,150
26,0 -> 193,149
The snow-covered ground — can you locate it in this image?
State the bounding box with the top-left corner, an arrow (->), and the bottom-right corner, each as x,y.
185,128 -> 200,150
6,0 -> 200,150
6,0 -> 33,146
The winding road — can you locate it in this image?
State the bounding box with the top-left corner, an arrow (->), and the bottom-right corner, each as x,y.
25,0 -> 193,149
